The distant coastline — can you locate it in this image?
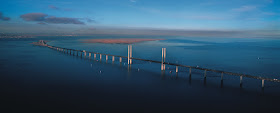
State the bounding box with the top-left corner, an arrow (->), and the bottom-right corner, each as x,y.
82,38 -> 164,44
0,34 -> 34,39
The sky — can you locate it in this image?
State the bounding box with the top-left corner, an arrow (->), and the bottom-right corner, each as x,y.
0,0 -> 279,37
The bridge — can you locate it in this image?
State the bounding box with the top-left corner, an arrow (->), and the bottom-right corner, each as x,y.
35,40 -> 280,89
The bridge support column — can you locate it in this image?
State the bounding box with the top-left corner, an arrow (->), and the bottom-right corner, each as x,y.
83,50 -> 86,58
240,76 -> 243,87
106,55 -> 108,61
130,45 -> 132,64
176,66 -> 178,73
100,54 -> 102,61
161,48 -> 166,70
89,53 -> 91,59
262,80 -> 264,88
112,56 -> 115,62
120,57 -> 122,63
128,45 -> 132,64
94,54 -> 96,60
128,45 -> 130,64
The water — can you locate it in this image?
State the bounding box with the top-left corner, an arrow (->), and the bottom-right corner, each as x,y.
0,36 -> 280,112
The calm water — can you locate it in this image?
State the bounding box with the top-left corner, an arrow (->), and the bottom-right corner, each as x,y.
1,35 -> 280,112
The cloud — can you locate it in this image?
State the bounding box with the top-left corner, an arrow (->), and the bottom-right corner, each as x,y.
48,5 -> 72,11
0,12 -> 11,21
89,27 -> 96,30
85,18 -> 96,23
37,22 -> 47,25
49,5 -> 60,10
232,6 -> 257,12
45,17 -> 84,24
20,13 -> 47,21
20,13 -> 86,25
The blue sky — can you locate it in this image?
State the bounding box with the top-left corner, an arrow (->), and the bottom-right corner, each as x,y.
0,0 -> 279,35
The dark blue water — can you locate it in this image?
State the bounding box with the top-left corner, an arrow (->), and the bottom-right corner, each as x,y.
0,36 -> 280,113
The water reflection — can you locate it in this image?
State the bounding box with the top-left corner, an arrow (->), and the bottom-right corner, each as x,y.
204,77 -> 207,86
221,80 -> 223,88
127,64 -> 131,80
161,70 -> 165,80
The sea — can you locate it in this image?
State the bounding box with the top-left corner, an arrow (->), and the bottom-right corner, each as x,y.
0,35 -> 280,112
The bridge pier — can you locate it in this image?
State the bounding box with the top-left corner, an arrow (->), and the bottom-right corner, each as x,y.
161,48 -> 166,70
128,45 -> 130,64
176,66 -> 178,73
262,80 -> 264,88
240,76 -> 243,87
94,54 -> 96,60
106,55 -> 108,61
130,45 -> 132,64
89,53 -> 91,59
128,45 -> 132,64
112,56 -> 115,62
83,50 -> 86,58
100,54 -> 102,61
120,57 -> 122,63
